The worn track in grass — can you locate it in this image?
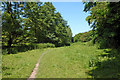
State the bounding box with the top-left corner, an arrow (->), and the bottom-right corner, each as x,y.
27,49 -> 52,80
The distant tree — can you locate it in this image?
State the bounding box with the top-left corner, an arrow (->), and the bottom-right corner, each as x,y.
73,30 -> 93,42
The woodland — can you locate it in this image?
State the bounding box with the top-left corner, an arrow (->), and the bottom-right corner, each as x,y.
2,1 -> 120,78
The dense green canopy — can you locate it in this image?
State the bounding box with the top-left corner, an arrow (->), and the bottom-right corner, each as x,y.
84,1 -> 120,49
73,30 -> 93,42
2,2 -> 72,48
2,2 -> 72,54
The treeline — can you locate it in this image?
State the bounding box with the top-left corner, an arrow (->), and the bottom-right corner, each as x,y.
2,2 -> 72,54
73,30 -> 92,42
83,1 -> 120,49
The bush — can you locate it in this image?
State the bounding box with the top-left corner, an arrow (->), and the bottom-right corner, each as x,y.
32,43 -> 55,49
2,49 -> 8,55
2,43 -> 55,55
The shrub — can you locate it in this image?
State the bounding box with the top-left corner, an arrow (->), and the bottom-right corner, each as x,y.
2,43 -> 55,55
32,43 -> 55,49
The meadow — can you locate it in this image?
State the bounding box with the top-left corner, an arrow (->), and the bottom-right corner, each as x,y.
2,48 -> 50,78
36,42 -> 103,78
3,42 -> 119,78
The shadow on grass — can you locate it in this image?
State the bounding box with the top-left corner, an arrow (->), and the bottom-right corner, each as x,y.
2,67 -> 14,76
87,49 -> 120,78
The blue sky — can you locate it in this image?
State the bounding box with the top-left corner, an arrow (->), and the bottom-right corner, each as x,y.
52,2 -> 92,37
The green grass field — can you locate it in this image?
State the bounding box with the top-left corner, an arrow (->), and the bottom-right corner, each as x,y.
36,42 -> 103,78
2,42 -> 120,78
2,48 -> 51,78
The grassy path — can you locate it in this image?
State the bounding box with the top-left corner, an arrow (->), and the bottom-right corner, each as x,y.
35,42 -> 103,78
27,49 -> 52,80
4,42 -> 114,78
2,48 -> 51,78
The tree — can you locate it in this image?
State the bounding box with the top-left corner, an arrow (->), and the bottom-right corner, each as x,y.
2,2 -> 73,54
73,30 -> 92,42
23,2 -> 72,46
2,2 -> 24,47
84,1 -> 120,48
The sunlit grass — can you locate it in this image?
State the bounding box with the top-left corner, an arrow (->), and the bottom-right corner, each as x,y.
36,42 -> 103,78
3,42 -> 118,78
2,48 -> 50,78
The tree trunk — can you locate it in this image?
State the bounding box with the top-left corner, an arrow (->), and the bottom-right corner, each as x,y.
8,35 -> 12,54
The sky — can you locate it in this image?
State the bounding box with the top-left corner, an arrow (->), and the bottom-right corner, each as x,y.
52,2 -> 92,37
